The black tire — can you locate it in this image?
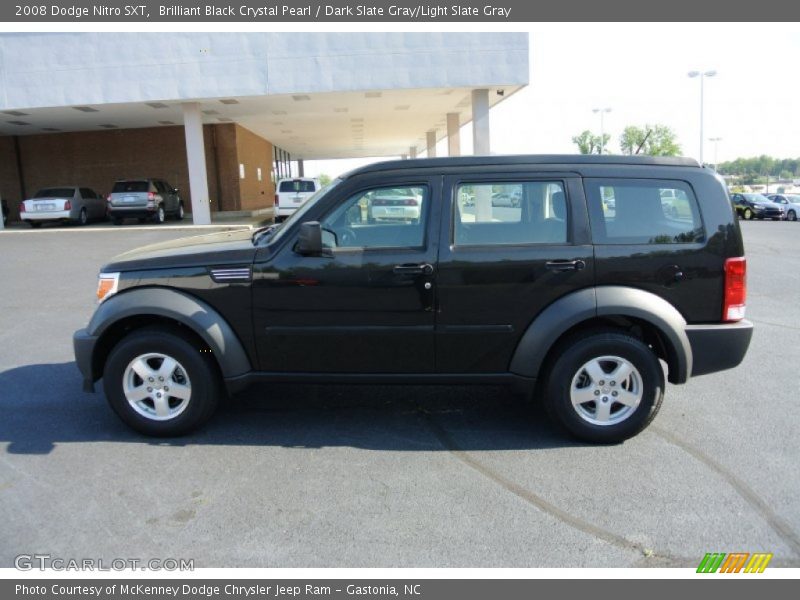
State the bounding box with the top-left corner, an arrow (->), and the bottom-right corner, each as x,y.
743,208 -> 752,220
789,210 -> 797,222
29,221 -> 41,228
543,330 -> 665,443
75,208 -> 88,226
175,202 -> 185,221
103,327 -> 221,436
153,205 -> 166,224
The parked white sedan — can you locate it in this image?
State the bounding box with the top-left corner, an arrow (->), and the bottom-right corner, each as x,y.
20,187 -> 105,227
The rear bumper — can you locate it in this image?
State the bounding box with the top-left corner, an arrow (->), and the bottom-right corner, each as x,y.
686,319 -> 753,377
275,206 -> 300,217
109,207 -> 156,219
73,328 -> 99,392
24,210 -> 72,221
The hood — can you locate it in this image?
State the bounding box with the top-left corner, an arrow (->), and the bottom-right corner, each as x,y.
103,228 -> 258,272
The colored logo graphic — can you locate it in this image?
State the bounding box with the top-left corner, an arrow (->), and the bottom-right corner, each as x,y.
697,552 -> 773,573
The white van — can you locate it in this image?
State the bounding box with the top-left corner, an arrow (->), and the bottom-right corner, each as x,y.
275,178 -> 321,220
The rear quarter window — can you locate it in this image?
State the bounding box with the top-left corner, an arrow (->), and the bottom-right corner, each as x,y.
585,178 -> 704,244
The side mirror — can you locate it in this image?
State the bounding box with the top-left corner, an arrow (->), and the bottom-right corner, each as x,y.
296,221 -> 323,256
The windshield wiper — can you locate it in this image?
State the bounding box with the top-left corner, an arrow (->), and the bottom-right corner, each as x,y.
251,223 -> 280,245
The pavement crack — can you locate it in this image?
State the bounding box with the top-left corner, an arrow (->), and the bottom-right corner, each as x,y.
419,410 -> 666,559
652,425 -> 800,557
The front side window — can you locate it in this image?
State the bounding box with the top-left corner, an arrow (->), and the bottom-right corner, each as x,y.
586,179 -> 704,244
454,181 -> 567,246
320,185 -> 428,249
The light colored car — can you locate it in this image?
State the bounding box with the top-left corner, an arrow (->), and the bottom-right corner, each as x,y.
20,187 -> 105,227
107,178 -> 183,225
766,194 -> 800,221
369,192 -> 422,221
275,178 -> 320,220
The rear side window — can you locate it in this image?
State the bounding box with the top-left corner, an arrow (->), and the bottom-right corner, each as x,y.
112,181 -> 149,193
279,180 -> 317,193
79,188 -> 96,199
586,178 -> 704,244
453,181 -> 568,246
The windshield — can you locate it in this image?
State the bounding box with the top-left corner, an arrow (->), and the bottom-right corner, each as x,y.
34,188 -> 74,198
256,178 -> 342,246
743,193 -> 770,203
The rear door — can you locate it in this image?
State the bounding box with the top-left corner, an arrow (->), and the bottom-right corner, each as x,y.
252,175 -> 441,373
435,173 -> 594,373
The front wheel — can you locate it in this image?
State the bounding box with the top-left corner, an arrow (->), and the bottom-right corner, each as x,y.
153,205 -> 166,224
788,210 -> 796,222
544,330 -> 664,443
103,327 -> 221,436
743,208 -> 753,220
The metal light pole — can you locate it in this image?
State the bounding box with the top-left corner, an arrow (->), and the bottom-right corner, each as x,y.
592,107 -> 612,155
688,70 -> 717,164
709,137 -> 722,170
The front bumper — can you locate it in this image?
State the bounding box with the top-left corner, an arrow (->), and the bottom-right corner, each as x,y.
686,319 -> 753,377
73,328 -> 99,392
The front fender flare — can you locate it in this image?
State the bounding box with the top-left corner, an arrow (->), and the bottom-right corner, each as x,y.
87,287 -> 252,380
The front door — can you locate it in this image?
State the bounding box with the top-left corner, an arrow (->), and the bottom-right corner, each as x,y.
252,176 -> 441,373
435,174 -> 595,373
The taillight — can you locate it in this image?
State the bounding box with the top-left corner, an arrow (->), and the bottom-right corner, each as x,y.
64,200 -> 72,210
106,194 -> 111,202
19,202 -> 25,213
723,257 -> 747,322
147,192 -> 156,200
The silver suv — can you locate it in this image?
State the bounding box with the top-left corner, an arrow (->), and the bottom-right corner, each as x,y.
107,179 -> 184,224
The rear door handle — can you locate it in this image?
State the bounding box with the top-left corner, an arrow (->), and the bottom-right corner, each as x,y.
393,263 -> 434,276
545,259 -> 586,272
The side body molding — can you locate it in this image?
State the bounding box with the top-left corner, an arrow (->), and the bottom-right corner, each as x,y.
509,286 -> 692,384
88,287 -> 252,380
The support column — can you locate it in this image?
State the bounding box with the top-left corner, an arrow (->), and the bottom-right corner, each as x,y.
426,130 -> 437,158
182,103 -> 212,225
471,89 -> 491,156
297,159 -> 305,177
409,146 -> 417,159
447,113 -> 461,156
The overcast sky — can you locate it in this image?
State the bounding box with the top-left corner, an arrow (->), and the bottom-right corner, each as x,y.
307,23 -> 800,178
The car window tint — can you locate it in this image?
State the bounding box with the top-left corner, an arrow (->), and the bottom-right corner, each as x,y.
34,188 -> 75,198
320,185 -> 428,249
453,181 -> 567,246
112,181 -> 149,193
280,180 -> 317,193
586,178 -> 704,244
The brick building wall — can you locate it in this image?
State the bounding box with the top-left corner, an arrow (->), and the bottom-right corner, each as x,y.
0,123 -> 276,222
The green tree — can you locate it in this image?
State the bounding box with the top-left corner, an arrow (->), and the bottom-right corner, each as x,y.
620,124 -> 681,156
318,173 -> 332,187
571,130 -> 609,155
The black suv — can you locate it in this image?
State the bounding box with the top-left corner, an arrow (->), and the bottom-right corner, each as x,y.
74,156 -> 752,443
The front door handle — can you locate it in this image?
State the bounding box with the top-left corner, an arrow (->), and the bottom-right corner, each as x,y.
393,263 -> 434,276
545,259 -> 586,272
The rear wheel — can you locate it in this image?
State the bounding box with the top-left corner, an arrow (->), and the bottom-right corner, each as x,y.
75,207 -> 88,226
175,202 -> 184,221
544,330 -> 664,443
153,205 -> 166,224
103,327 -> 221,436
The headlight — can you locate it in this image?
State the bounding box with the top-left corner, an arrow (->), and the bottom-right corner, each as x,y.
96,272 -> 120,303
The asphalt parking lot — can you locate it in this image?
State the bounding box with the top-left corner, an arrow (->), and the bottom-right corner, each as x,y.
1,221 -> 798,568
